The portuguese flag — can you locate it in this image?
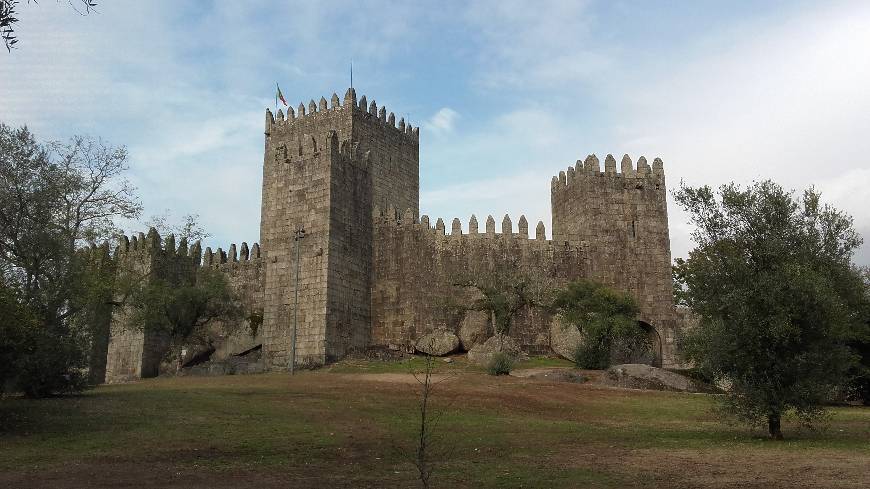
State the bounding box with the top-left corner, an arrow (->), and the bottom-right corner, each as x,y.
276,83 -> 288,107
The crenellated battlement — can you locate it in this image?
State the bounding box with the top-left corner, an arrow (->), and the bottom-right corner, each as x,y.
112,230 -> 265,270
113,228 -> 202,262
373,207 -> 550,242
265,88 -> 419,142
551,154 -> 665,192
202,241 -> 262,267
80,240 -> 113,261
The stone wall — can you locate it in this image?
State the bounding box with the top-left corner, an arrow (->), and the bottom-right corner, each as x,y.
371,210 -> 589,353
104,230 -> 203,382
105,233 -> 152,383
324,137 -> 373,359
350,96 -> 419,214
204,243 -> 266,360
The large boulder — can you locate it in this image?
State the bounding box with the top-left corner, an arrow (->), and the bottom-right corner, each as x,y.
459,310 -> 490,350
467,334 -> 528,365
549,313 -> 584,361
415,329 -> 460,356
603,364 -> 713,393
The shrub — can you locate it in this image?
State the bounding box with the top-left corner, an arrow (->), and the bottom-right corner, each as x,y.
554,279 -> 649,369
0,286 -> 32,395
487,352 -> 514,376
15,326 -> 89,397
573,341 -> 610,370
2,280 -> 90,397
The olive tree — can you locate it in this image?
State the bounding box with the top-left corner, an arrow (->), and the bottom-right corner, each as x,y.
674,180 -> 868,439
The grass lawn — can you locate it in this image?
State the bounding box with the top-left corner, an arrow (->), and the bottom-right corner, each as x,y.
1,362 -> 868,488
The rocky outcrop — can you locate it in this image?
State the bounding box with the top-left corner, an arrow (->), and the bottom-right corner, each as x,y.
415,329 -> 460,356
511,368 -> 587,383
459,310 -> 490,351
603,364 -> 712,392
549,313 -> 584,361
467,334 -> 528,365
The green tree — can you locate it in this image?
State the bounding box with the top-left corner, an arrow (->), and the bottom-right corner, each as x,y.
844,267 -> 870,405
453,259 -> 554,340
124,266 -> 246,372
674,180 -> 868,439
551,280 -> 644,369
0,123 -> 140,395
0,279 -> 35,395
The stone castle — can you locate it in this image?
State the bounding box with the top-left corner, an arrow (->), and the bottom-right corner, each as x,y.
100,88 -> 677,383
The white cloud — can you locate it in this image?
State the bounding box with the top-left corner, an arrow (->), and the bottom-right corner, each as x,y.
423,107 -> 459,136
462,0 -> 608,89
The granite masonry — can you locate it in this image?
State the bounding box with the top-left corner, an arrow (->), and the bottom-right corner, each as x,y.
102,88 -> 679,382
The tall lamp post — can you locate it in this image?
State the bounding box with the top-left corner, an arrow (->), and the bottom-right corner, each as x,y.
290,226 -> 305,374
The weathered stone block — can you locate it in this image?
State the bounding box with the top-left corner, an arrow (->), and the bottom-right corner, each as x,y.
549,313 -> 584,361
415,329 -> 460,356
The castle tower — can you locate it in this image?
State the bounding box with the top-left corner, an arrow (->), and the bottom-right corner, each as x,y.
259,88 -> 419,368
104,229 -> 201,383
550,155 -> 676,366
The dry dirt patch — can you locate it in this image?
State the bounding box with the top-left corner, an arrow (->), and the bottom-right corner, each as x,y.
578,447 -> 870,489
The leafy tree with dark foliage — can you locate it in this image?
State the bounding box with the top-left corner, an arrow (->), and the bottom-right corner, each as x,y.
844,267 -> 870,405
551,280 -> 645,369
0,123 -> 140,396
0,279 -> 37,395
675,180 -> 868,439
1,1 -> 97,51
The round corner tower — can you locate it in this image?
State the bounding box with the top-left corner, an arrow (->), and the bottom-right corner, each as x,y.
550,154 -> 677,366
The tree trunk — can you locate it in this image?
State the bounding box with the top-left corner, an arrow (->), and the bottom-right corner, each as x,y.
767,412 -> 783,440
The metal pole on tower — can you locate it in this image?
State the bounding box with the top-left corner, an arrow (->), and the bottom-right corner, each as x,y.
290,225 -> 305,374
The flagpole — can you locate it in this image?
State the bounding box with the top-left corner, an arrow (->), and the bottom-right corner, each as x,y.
275,83 -> 278,113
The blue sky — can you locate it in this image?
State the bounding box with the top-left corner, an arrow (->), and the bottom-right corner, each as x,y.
3,0 -> 869,264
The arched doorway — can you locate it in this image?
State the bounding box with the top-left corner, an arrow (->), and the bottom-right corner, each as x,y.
637,321 -> 662,368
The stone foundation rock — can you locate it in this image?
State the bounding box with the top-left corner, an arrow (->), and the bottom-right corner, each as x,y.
603,363 -> 711,392
467,334 -> 528,365
415,329 -> 460,356
549,313 -> 584,361
458,310 -> 491,351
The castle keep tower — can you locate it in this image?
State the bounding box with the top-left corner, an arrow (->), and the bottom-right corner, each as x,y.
259,88 -> 419,368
